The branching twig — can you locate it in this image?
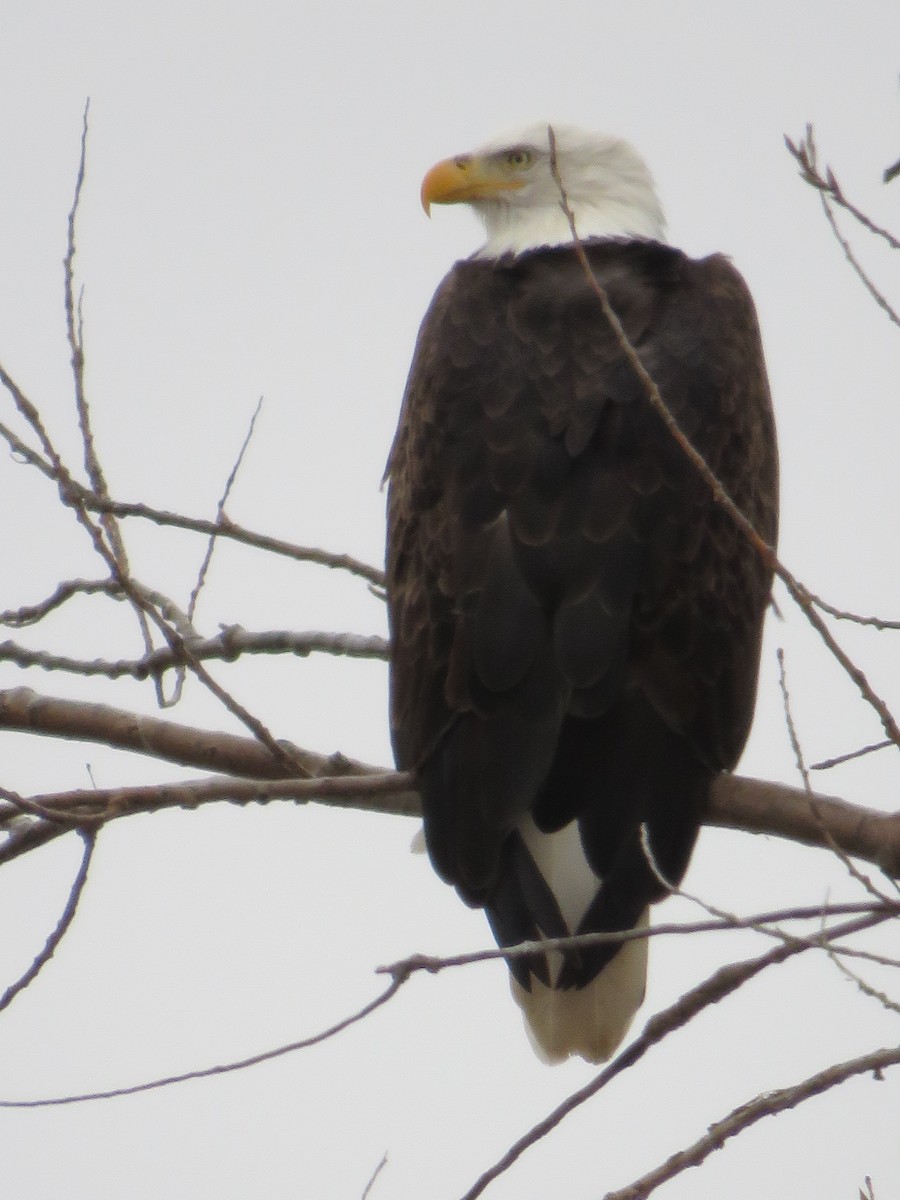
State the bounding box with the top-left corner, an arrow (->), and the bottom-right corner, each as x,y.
786,125 -> 900,250
786,126 -> 900,326
818,191 -> 900,328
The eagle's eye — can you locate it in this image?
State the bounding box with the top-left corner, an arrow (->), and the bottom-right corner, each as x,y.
504,148 -> 533,170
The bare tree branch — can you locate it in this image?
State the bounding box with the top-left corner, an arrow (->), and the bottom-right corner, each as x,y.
458,907 -> 893,1200
0,687 -> 896,874
708,774 -> 900,876
603,1043 -> 900,1200
0,687 -> 384,780
0,412 -> 385,590
0,628 -> 388,680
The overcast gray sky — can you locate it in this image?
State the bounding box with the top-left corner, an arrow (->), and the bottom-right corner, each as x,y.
0,3 -> 898,1198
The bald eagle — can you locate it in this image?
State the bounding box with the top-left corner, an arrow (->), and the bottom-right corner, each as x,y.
385,123 -> 778,1063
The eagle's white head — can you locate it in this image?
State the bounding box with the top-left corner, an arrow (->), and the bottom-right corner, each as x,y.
421,122 -> 666,258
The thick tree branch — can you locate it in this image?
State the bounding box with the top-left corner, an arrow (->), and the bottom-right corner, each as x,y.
0,687 -> 897,875
708,774 -> 900,876
0,687 -> 374,780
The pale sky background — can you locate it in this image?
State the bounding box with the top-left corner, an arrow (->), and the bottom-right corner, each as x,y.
0,3 -> 899,1198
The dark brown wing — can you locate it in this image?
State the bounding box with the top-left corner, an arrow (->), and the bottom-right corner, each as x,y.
385,240 -> 777,977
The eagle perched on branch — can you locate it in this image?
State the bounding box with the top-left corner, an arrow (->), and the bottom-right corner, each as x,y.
385,123 -> 778,1063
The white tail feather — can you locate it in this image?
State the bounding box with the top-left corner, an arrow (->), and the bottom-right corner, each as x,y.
514,816 -> 648,1062
510,909 -> 648,1063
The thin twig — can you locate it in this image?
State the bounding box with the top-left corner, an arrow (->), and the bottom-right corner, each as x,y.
810,740 -> 894,771
167,397 -> 266,706
0,976 -> 404,1108
827,944 -> 900,1017
4,299 -> 301,761
64,102 -> 161,693
378,899 -> 898,980
5,380 -> 304,768
361,1154 -> 388,1200
818,192 -> 900,328
0,830 -> 95,1014
809,592 -> 900,631
188,396 -> 264,626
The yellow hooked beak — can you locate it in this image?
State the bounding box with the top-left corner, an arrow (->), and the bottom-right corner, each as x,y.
420,154 -> 526,215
